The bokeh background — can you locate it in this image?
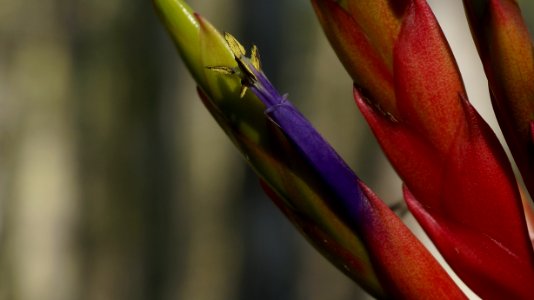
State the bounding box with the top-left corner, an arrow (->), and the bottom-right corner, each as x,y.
0,0 -> 532,299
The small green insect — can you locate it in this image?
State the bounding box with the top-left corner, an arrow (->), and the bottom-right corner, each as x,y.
208,33 -> 262,98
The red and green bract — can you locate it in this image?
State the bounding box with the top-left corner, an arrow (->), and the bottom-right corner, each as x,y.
313,0 -> 534,298
463,0 -> 534,200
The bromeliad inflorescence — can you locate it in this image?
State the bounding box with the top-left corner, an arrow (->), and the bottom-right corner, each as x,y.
154,0 -> 534,298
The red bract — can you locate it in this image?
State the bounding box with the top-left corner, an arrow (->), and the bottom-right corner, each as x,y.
311,0 -> 397,114
314,0 -> 534,297
262,180 -> 465,299
356,182 -> 466,299
343,0 -> 408,69
463,0 -> 534,199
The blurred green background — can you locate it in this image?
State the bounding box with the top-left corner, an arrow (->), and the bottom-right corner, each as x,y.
0,1 -> 532,300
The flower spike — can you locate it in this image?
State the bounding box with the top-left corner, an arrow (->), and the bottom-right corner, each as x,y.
154,0 -> 465,297
314,0 -> 534,297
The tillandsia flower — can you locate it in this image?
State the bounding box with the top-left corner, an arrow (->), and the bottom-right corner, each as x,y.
313,0 -> 534,298
153,0 -> 466,298
463,0 -> 534,199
